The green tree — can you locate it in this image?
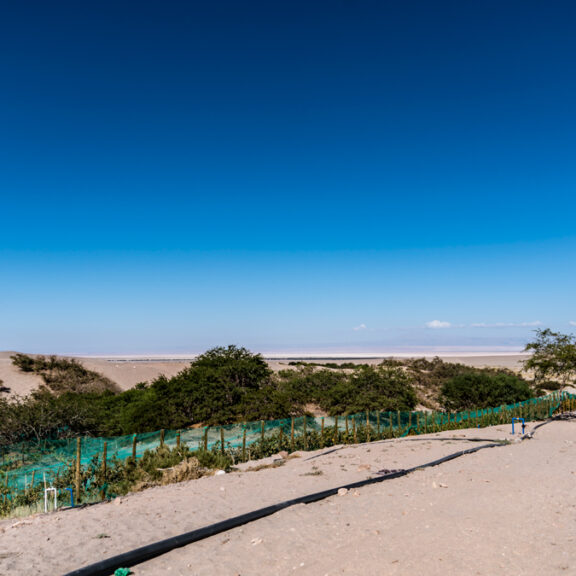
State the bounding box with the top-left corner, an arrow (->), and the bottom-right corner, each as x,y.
523,328 -> 576,388
189,345 -> 272,396
160,345 -> 274,425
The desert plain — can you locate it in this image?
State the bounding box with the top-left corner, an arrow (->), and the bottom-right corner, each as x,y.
1,352 -> 575,576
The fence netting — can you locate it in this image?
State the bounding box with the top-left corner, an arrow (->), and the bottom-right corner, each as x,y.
1,392 -> 573,495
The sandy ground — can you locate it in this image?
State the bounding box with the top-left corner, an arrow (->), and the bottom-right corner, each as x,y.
0,352 -> 529,398
80,358 -> 191,391
0,353 -> 193,396
0,352 -> 44,398
1,419 -> 575,575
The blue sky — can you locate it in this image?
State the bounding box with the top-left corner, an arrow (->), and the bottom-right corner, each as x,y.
1,1 -> 575,355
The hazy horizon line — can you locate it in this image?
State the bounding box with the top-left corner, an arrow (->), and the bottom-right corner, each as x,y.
2,345 -> 531,361
70,346 -> 529,360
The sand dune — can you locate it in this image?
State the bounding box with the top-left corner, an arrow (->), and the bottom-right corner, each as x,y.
0,352 -> 192,398
0,352 -> 529,399
0,419 -> 574,575
0,352 -> 44,398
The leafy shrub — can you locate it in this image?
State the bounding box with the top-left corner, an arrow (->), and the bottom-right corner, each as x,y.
440,371 -> 534,411
400,356 -> 528,411
274,365 -> 417,416
287,361 -> 370,369
10,353 -> 36,372
536,380 -> 563,392
194,449 -> 234,471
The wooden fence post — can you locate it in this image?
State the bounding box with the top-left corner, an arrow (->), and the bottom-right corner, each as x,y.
366,411 -> 370,442
75,437 -> 82,504
101,441 -> 108,501
334,415 -> 339,443
102,441 -> 107,477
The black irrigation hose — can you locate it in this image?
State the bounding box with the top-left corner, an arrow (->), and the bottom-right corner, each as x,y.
374,436 -> 509,444
62,441 -> 504,576
303,437 -> 509,461
529,411 -> 576,434
64,414 -> 576,576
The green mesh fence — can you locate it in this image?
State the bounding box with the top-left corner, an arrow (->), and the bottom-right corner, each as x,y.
1,392 -> 574,498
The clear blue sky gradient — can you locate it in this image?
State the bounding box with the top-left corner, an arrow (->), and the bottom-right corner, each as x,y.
1,1 -> 575,354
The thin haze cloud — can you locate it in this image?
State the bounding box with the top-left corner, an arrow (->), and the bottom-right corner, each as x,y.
426,320 -> 452,329
353,324 -> 367,331
426,321 -> 542,329
470,321 -> 542,328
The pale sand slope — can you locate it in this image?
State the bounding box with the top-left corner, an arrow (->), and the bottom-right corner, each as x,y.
80,358 -> 191,391
0,353 -> 529,398
1,420 -> 575,575
0,352 -> 44,398
0,353 -> 192,397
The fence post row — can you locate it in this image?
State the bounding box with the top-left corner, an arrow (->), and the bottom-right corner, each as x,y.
3,393 -> 575,516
